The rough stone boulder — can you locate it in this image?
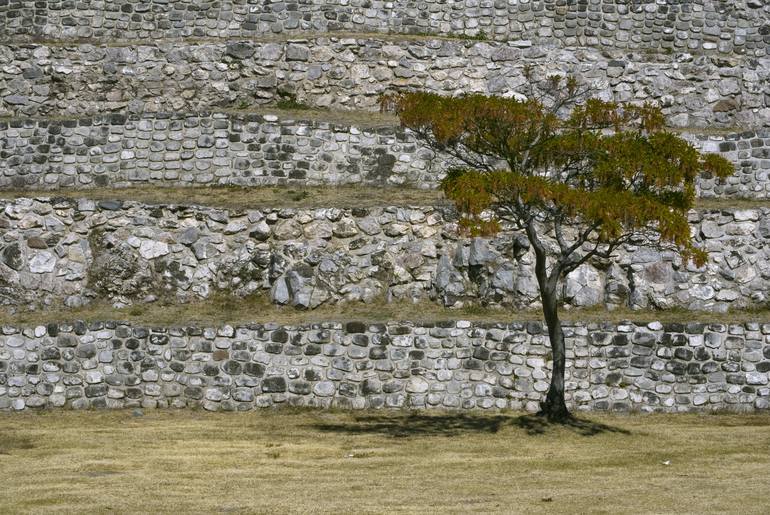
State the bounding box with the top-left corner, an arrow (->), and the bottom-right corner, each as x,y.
87,231 -> 153,299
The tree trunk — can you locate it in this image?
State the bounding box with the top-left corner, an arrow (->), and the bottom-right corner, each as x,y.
537,287 -> 572,422
525,220 -> 571,421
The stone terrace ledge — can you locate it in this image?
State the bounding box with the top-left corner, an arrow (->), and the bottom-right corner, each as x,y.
0,0 -> 767,56
0,319 -> 768,412
1,111 -> 768,197
0,39 -> 767,128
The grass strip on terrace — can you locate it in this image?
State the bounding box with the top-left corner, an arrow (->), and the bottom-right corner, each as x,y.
0,31 -> 500,48
0,185 -> 447,210
1,409 -> 769,513
0,105 -> 760,136
3,294 -> 770,327
0,185 -> 767,211
0,106 -> 401,129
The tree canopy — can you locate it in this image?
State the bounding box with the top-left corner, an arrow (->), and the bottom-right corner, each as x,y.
382,88 -> 732,269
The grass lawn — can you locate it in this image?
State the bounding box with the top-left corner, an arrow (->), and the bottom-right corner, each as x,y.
1,410 -> 769,513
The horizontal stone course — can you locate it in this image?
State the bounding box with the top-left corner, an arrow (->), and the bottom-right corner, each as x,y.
1,112 -> 768,197
0,198 -> 768,312
0,39 -> 767,128
1,0 -> 767,57
1,319 -> 768,412
0,112 -> 432,189
684,131 -> 770,198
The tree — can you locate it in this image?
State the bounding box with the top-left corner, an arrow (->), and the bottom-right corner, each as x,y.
381,77 -> 733,421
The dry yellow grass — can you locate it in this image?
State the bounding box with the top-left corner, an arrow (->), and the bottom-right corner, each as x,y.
0,185 -> 445,210
0,107 -> 399,127
0,185 -> 766,212
7,31 -> 488,48
0,409 -> 769,514
0,105 -> 753,136
3,293 -> 770,327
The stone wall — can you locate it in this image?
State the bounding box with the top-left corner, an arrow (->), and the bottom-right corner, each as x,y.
1,1 -> 770,416
1,112 -> 769,196
684,130 -> 770,198
0,112 -> 434,189
1,0 -> 768,57
1,319 -> 768,412
1,197 -> 768,312
1,40 -> 767,128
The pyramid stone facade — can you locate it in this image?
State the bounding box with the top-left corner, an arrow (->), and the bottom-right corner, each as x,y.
1,0 -> 769,412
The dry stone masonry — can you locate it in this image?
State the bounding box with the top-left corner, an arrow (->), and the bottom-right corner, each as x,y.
1,112 -> 769,197
2,1 -> 768,56
684,130 -> 770,198
1,319 -> 768,412
0,112 -> 435,189
1,197 -> 768,313
1,1 -> 770,412
1,39 -> 768,128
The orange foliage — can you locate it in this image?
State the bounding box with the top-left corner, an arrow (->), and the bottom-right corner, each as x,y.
383,90 -> 733,268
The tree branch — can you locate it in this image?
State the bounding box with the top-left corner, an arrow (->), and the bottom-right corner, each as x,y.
560,232 -> 636,276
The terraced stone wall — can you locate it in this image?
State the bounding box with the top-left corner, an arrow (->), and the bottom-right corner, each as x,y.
1,40 -> 767,128
1,319 -> 768,412
1,1 -> 770,414
2,0 -> 768,56
1,113 -> 769,196
1,198 -> 768,313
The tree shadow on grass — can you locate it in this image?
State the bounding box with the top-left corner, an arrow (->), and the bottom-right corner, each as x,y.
513,415 -> 631,436
310,413 -> 630,438
0,434 -> 35,455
